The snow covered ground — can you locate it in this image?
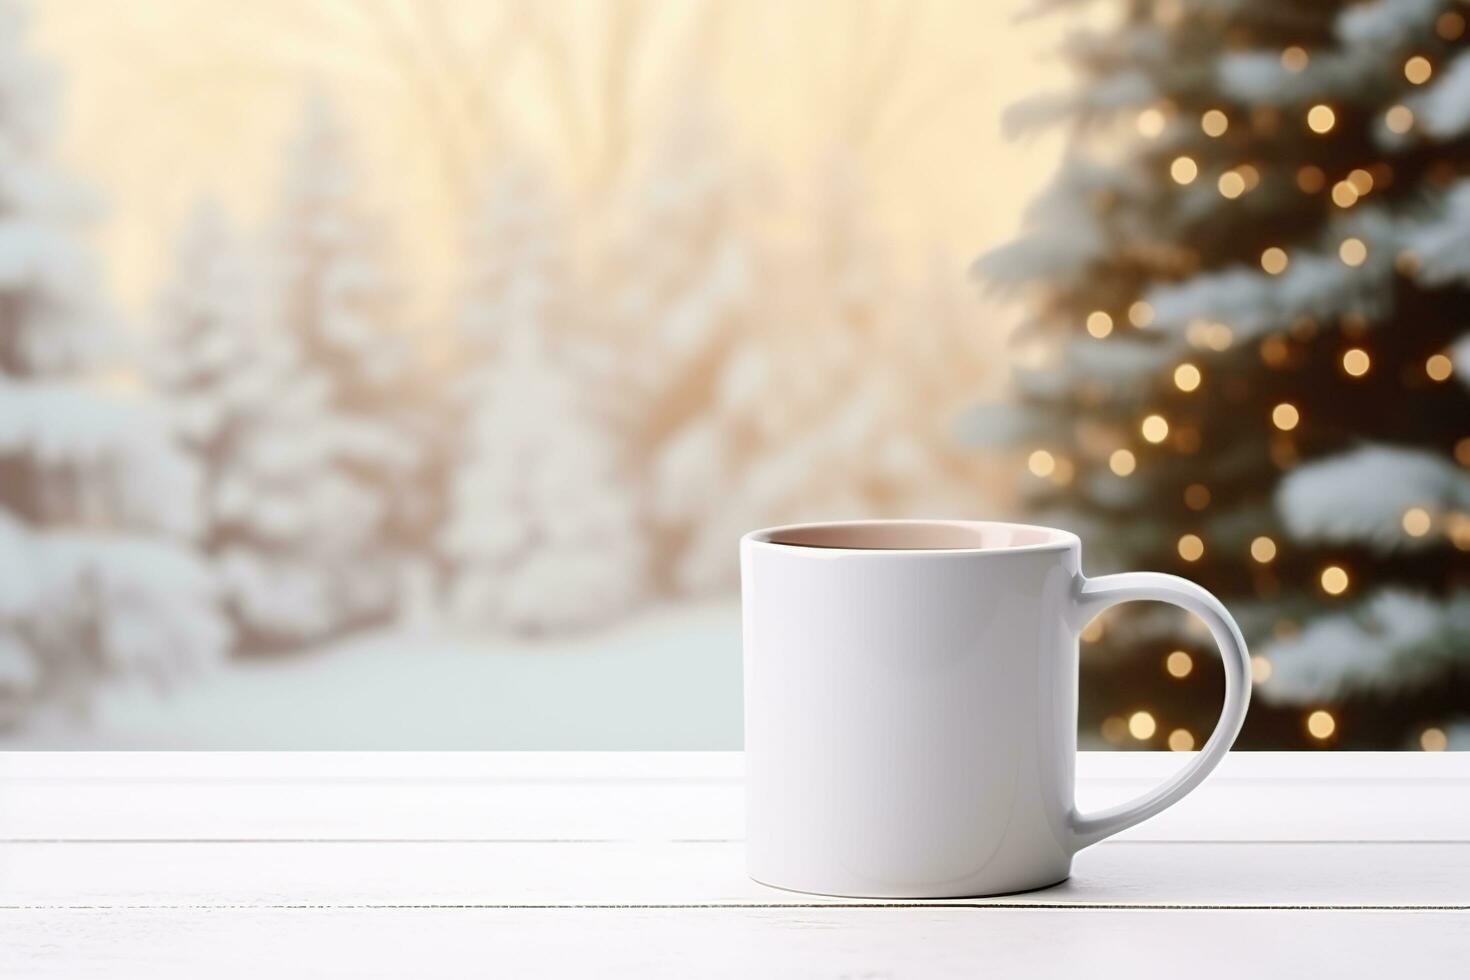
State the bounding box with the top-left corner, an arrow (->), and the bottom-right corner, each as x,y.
0,601 -> 744,750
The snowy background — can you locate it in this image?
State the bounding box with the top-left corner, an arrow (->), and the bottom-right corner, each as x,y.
0,0 -> 1076,749
7,1 -> 1463,751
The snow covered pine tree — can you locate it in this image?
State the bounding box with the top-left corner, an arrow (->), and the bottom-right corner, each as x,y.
205,95 -> 420,650
441,163 -> 645,632
972,0 -> 1469,749
0,2 -> 226,722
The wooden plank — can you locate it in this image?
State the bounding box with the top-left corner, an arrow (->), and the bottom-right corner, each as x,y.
1,907 -> 1464,979
1,753 -> 1465,842
0,840 -> 1464,909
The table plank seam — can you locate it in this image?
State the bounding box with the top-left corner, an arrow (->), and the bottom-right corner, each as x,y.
2,838 -> 1467,845
5,910 -> 1464,916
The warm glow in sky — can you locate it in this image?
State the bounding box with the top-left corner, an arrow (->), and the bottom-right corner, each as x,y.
32,1 -> 1082,323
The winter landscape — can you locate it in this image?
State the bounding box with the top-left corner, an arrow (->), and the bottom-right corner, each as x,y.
2,0 -> 1467,749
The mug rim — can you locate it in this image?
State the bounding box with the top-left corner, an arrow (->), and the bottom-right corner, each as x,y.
743,519 -> 1080,556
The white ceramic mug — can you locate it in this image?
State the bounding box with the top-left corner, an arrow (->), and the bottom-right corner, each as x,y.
741,519 -> 1250,898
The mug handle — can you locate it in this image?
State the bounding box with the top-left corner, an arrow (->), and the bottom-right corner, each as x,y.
1067,572 -> 1252,850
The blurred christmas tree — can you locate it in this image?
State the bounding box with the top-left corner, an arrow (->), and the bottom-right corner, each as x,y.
441,162 -> 646,631
0,2 -> 226,722
971,0 -> 1470,750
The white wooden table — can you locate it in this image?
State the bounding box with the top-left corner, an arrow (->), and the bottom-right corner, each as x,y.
0,752 -> 1465,977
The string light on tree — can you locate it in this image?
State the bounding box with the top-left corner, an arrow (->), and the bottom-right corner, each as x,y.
1438,10 -> 1466,40
1404,55 -> 1432,84
1201,109 -> 1229,136
1141,414 -> 1169,443
1168,729 -> 1195,752
1166,650 -> 1193,678
1306,104 -> 1335,133
1386,105 -> 1414,134
1109,448 -> 1137,476
1174,363 -> 1201,392
1402,507 -> 1432,537
1306,709 -> 1336,740
1250,656 -> 1273,684
1137,106 -> 1167,138
1218,170 -> 1246,199
1342,348 -> 1370,376
1086,311 -> 1114,338
1331,180 -> 1359,208
1272,402 -> 1300,431
1426,353 -> 1453,382
1320,565 -> 1350,596
1128,301 -> 1154,327
1170,156 -> 1198,184
1183,483 -> 1210,510
1177,533 -> 1204,561
1339,237 -> 1368,267
1347,169 -> 1374,194
1280,45 -> 1309,72
1421,727 -> 1449,751
1297,165 -> 1326,193
1250,535 -> 1277,563
1128,710 -> 1157,740
1027,450 -> 1056,478
1261,247 -> 1289,274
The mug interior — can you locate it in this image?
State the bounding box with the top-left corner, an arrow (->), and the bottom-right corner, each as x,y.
749,520 -> 1073,553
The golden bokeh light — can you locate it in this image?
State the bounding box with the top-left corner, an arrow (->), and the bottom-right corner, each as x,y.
1339,237 -> 1368,267
1386,105 -> 1414,134
1320,565 -> 1349,595
1201,109 -> 1229,137
1170,155 -> 1198,184
1260,246 -> 1288,274
1109,448 -> 1137,477
1050,455 -> 1075,485
1128,300 -> 1154,327
1402,507 -> 1432,537
1128,710 -> 1157,741
1438,11 -> 1466,40
1027,449 -> 1056,478
1280,46 -> 1309,72
1347,168 -> 1374,194
1173,362 -> 1201,392
1306,104 -> 1335,133
1177,533 -> 1204,561
1421,727 -> 1448,752
1341,348 -> 1370,376
1456,437 -> 1470,467
1331,180 -> 1359,208
1137,107 -> 1167,138
1165,650 -> 1193,678
1260,334 -> 1290,367
1404,55 -> 1432,85
1100,715 -> 1128,744
1141,414 -> 1169,443
1250,535 -> 1277,563
1250,655 -> 1273,684
1184,483 -> 1211,510
1086,310 -> 1114,338
1271,402 -> 1299,431
1167,728 -> 1195,752
1218,170 -> 1246,199
1449,513 -> 1470,551
1306,709 -> 1336,740
1426,353 -> 1453,382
